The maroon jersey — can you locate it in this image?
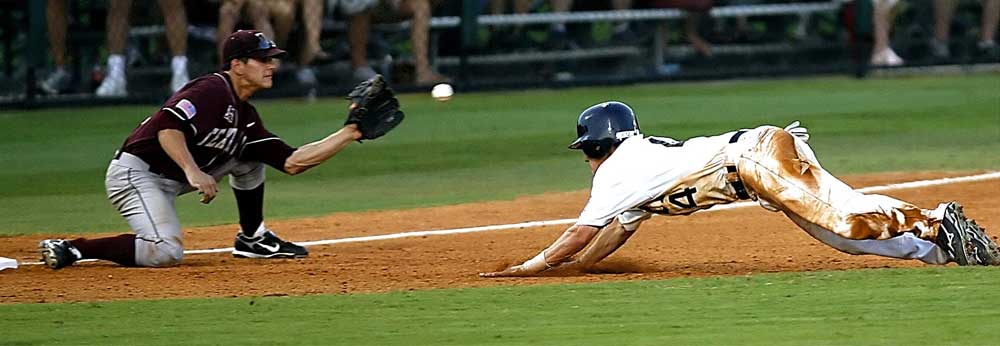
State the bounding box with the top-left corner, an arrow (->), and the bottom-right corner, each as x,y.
120,72 -> 295,181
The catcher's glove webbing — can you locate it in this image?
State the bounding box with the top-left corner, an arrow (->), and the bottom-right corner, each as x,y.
345,74 -> 405,141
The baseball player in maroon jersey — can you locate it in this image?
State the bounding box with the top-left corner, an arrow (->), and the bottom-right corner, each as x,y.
482,101 -> 999,277
38,30 -> 382,268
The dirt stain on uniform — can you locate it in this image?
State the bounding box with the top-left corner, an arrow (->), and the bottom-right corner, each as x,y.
847,207 -> 934,240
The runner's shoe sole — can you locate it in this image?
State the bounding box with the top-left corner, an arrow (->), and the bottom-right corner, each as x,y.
961,218 -> 1000,266
231,230 -> 309,259
231,250 -> 306,259
938,202 -> 971,265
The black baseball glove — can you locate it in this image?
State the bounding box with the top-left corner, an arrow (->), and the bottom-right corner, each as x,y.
345,74 -> 405,141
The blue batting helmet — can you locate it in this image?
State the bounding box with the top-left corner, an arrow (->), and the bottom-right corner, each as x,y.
568,101 -> 640,158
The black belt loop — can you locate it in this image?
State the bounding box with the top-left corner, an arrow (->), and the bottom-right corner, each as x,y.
726,165 -> 751,200
729,130 -> 747,143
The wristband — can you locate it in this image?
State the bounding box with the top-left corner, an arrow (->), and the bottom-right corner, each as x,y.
521,251 -> 552,272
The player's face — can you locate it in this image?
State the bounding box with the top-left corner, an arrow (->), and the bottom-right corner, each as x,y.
584,154 -> 601,174
244,57 -> 280,88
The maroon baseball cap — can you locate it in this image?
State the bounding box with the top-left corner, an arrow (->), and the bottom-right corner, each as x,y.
222,30 -> 287,67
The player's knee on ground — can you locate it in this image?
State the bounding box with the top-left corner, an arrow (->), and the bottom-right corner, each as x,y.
136,236 -> 184,267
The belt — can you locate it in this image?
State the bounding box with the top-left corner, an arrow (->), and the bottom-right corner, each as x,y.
726,165 -> 751,200
726,130 -> 751,200
111,151 -> 152,172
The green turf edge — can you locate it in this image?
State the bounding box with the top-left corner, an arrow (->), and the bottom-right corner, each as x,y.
3,266 -> 998,346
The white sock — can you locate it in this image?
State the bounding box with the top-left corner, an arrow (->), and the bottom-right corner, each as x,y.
107,54 -> 125,79
252,223 -> 269,238
171,56 -> 188,75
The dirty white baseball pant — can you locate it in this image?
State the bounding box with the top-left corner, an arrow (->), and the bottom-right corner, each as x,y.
731,127 -> 948,264
105,152 -> 266,267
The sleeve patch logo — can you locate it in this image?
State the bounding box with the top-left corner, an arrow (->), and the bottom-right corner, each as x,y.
176,99 -> 197,119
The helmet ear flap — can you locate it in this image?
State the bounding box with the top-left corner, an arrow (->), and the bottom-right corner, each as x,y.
581,139 -> 613,159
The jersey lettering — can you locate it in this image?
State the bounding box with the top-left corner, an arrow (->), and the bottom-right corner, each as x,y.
667,187 -> 698,209
197,128 -> 242,154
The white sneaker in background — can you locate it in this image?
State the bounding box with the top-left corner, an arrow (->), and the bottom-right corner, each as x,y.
929,39 -> 950,59
352,66 -> 376,82
96,74 -> 127,97
170,72 -> 189,93
97,55 -> 127,97
296,67 -> 317,86
871,48 -> 904,67
39,68 -> 71,95
170,56 -> 189,92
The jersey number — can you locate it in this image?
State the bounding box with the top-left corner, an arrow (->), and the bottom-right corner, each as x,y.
667,187 -> 698,209
648,138 -> 684,147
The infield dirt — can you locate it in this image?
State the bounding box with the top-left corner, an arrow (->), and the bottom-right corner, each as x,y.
1,171 -> 997,304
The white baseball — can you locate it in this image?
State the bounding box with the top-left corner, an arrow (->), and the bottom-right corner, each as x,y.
431,83 -> 453,102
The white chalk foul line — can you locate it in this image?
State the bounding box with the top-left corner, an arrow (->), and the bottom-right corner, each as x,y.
19,171 -> 1000,265
183,218 -> 579,255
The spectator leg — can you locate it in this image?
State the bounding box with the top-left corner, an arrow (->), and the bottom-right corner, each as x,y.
248,0 -> 277,43
489,0 -> 504,14
158,0 -> 187,56
550,0 -> 572,32
871,0 -> 903,66
217,0 -> 247,62
299,0 -> 323,66
611,0 -> 632,34
106,0 -> 131,56
402,0 -> 448,85
513,0 -> 531,13
46,0 -> 67,68
872,0 -> 891,54
96,0 -> 131,96
270,0 -> 297,48
159,0 -> 188,91
685,12 -> 712,57
934,0 -> 957,42
982,0 -> 999,44
349,11 -> 372,71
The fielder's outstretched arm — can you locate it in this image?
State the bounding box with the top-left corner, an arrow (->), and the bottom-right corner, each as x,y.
284,125 -> 362,175
479,224 -> 601,277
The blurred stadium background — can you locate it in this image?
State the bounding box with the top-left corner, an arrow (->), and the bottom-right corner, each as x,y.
2,1 -> 999,344
1,0 -> 998,108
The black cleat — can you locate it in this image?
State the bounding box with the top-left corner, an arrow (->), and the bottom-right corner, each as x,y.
38,239 -> 81,269
963,219 -> 1000,266
937,202 -> 1000,266
232,230 -> 308,259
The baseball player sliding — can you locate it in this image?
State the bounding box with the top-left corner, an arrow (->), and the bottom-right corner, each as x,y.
482,101 -> 1000,277
38,30 -> 404,269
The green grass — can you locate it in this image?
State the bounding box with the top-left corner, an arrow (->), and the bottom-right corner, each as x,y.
3,267 -> 999,345
3,75 -> 999,345
1,74 -> 998,235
